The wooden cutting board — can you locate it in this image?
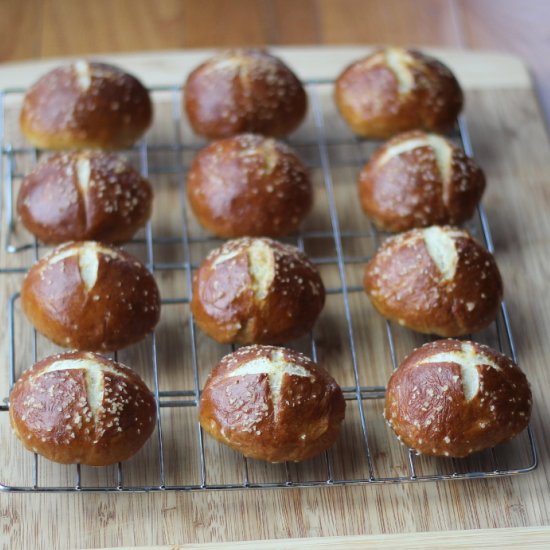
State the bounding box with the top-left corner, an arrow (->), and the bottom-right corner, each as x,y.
1,47 -> 550,549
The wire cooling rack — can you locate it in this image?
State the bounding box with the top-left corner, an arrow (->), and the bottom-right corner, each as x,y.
0,79 -> 538,492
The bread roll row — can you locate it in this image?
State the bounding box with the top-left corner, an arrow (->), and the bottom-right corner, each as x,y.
17,129 -> 486,246
19,47 -> 465,149
18,227 -> 504,346
11,340 -> 529,465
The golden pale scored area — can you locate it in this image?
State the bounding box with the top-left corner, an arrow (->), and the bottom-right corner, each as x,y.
417,342 -> 501,401
236,137 -> 280,174
376,133 -> 453,206
384,48 -> 415,94
35,355 -> 129,416
74,60 -> 92,90
422,226 -> 463,282
247,239 -> 275,300
227,349 -> 314,416
75,155 -> 92,212
211,238 -> 276,301
44,242 -> 123,291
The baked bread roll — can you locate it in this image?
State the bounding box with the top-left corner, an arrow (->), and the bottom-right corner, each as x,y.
20,61 -> 152,149
364,226 -> 503,336
358,131 -> 485,232
17,151 -> 153,244
199,345 -> 345,462
191,237 -> 325,344
335,48 -> 463,138
187,133 -> 312,238
384,339 -> 532,457
9,351 -> 157,465
184,49 -> 307,139
21,241 -> 161,351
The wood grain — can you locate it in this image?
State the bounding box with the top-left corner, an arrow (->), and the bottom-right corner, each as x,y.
40,0 -> 185,56
0,0 -> 42,61
98,526 -> 550,548
457,0 -> 550,121
269,0 -> 321,45
317,0 -> 463,46
181,0 -> 269,47
0,48 -> 550,550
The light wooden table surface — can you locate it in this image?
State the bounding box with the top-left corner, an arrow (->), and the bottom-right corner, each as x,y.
1,2 -> 550,549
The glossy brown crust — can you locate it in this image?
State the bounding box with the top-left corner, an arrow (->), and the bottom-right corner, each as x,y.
21,242 -> 161,351
17,151 -> 153,244
184,49 -> 307,139
9,351 -> 157,465
191,237 -> 325,344
335,48 -> 463,139
364,227 -> 503,336
20,61 -> 152,149
384,339 -> 532,457
358,131 -> 485,232
187,134 -> 312,238
199,345 -> 345,462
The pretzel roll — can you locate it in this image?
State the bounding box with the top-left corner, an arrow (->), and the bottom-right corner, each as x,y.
358,131 -> 485,232
199,345 -> 345,462
364,226 -> 503,336
20,61 -> 152,149
184,49 -> 307,139
191,237 -> 325,344
335,48 -> 463,138
21,241 -> 161,351
384,339 -> 532,457
9,351 -> 157,465
187,134 -> 312,238
17,151 -> 153,244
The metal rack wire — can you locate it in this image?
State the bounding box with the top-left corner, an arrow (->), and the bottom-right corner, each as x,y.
0,79 -> 538,492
